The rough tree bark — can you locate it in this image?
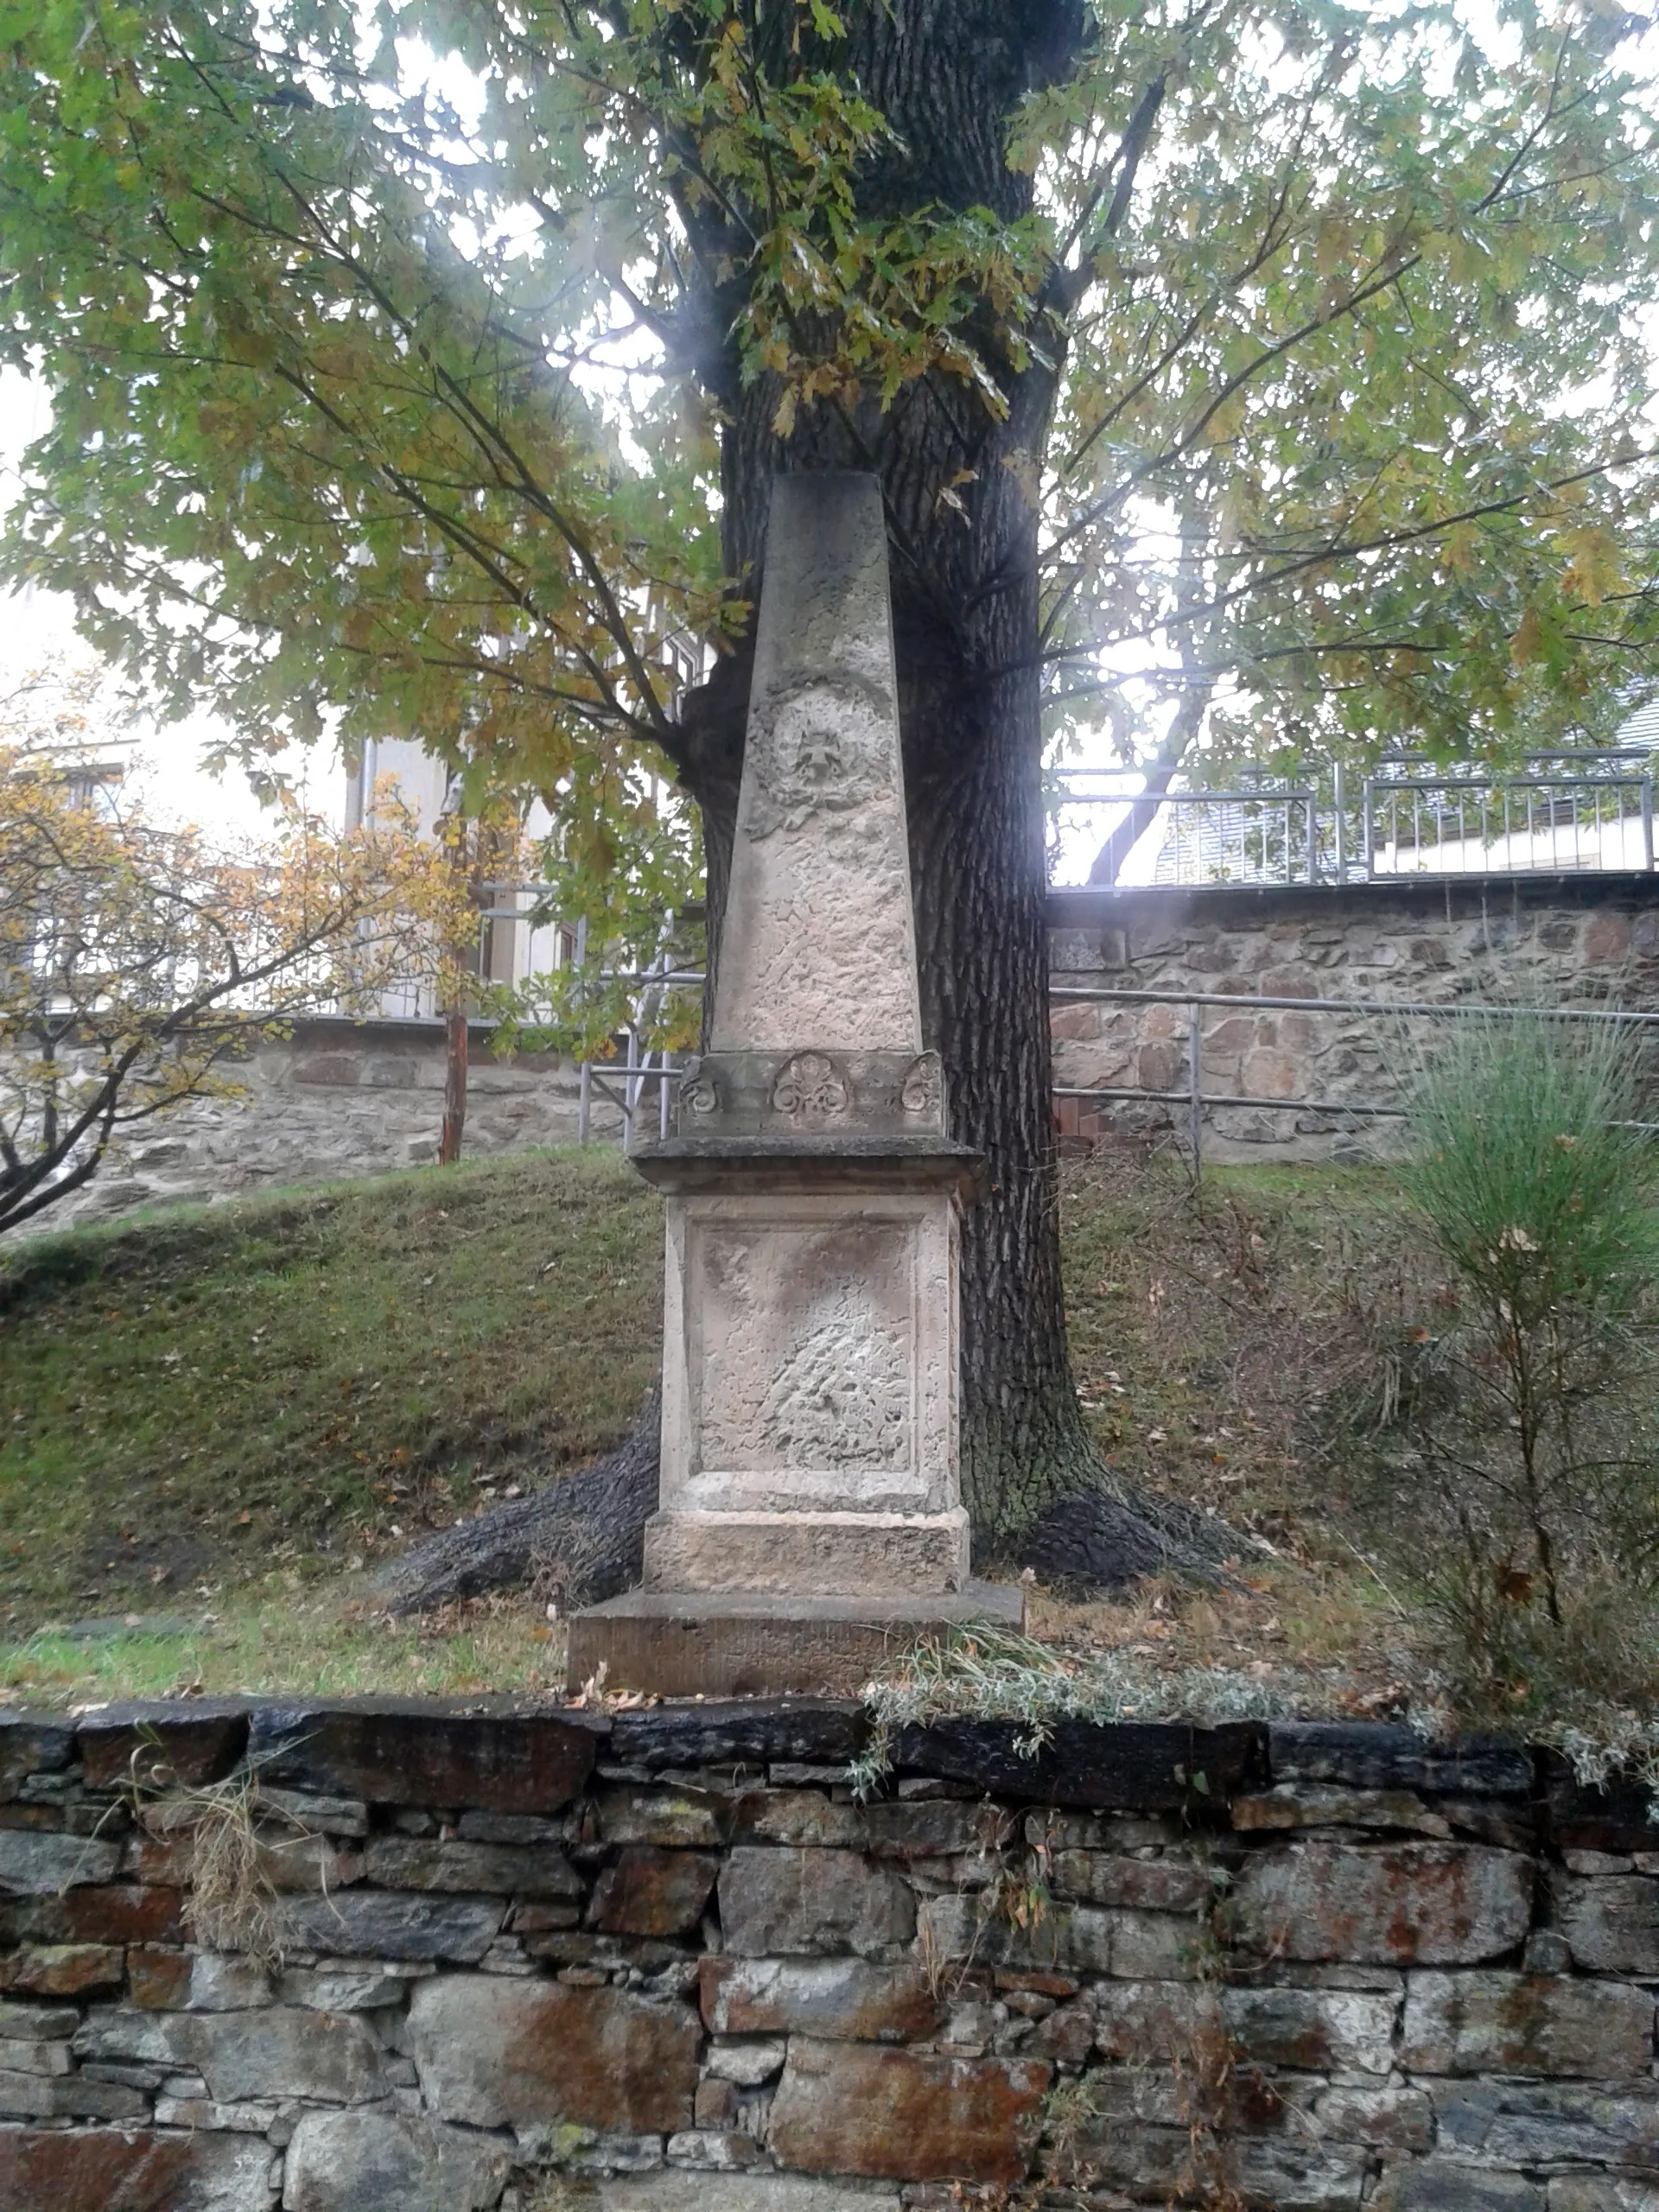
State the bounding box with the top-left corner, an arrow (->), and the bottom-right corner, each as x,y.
385,0 -> 1223,1612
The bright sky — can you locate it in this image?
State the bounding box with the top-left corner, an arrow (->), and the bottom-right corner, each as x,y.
0,367 -> 342,844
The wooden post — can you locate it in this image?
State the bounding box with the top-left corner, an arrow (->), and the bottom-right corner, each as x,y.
439,1000 -> 468,1165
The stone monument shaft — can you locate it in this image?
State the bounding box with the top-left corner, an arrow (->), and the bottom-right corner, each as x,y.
711,473 -> 922,1057
639,472 -> 971,1599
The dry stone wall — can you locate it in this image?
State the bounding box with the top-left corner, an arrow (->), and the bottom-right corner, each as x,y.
5,1698 -> 1659,2208
33,1018 -> 623,1232
1051,873 -> 1659,1160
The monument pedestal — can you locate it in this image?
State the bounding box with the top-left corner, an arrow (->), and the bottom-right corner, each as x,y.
634,1139 -> 978,1599
566,473 -> 1023,1697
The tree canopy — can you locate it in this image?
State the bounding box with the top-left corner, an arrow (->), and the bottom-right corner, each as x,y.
3,0 -> 1657,823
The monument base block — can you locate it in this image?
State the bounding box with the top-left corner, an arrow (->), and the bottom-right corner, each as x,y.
642,1505 -> 970,1598
566,1582 -> 1025,1700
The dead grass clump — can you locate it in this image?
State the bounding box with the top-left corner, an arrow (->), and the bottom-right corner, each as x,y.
134,1771 -> 287,1967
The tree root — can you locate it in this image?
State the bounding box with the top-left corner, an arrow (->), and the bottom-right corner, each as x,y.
372,1390 -> 661,1618
1009,1475 -> 1233,1593
376,1388 -> 1230,1617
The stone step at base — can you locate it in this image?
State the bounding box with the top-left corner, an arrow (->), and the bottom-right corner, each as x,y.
566,1583 -> 1025,1700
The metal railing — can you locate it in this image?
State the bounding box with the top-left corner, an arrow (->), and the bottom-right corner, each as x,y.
1360,755 -> 1655,877
1050,751 -> 1658,887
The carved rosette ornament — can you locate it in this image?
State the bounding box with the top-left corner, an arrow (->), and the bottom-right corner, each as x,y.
770,1052 -> 850,1122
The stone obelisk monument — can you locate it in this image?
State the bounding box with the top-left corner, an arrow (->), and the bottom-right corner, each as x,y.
569,473 -> 1020,1696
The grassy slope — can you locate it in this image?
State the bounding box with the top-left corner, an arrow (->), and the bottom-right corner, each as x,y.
2,1149 -> 660,1686
2,1143 -> 1420,1702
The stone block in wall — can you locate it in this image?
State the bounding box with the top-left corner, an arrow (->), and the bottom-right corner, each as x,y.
1040,2113 -> 1189,2199
136,1826 -> 359,1897
0,2127 -> 277,2210
1236,2138 -> 1371,2211
130,1949 -> 270,2012
597,1785 -> 729,1850
245,1703 -> 597,1813
1232,1785 -> 1452,1836
1432,2078 -> 1659,2168
269,1888 -> 505,1961
1586,912 -> 1632,963
282,2108 -> 513,2212
1541,1754 -> 1659,1853
73,2002 -> 387,2102
276,1963 -> 427,2011
594,2178 -> 904,2211
0,1942 -> 126,1996
1050,927 -> 1129,973
1242,1046 -> 1299,1099
732,1789 -> 868,1849
608,1697 -> 868,1770
77,1702 -> 249,1792
0,1999 -> 77,2041
0,1881 -> 187,1946
1093,1978 -> 1219,2060
1226,1843 -> 1533,1963
1401,1971 -> 1655,2077
0,1828 -> 122,1894
588,1847 -> 721,1936
1268,1723 -> 1533,1797
699,1955 -> 945,2041
405,1971 -> 699,2134
1048,1851 -> 1212,1910
364,1835 -> 583,1897
718,1847 -> 914,1957
918,1893 -> 1196,1978
767,2037 -> 1050,2183
888,1716 -> 1267,1808
1220,1983 -> 1398,2074
1550,2180 -> 1659,2210
0,1713 -> 74,1801
1555,1873 -> 1659,1973
0,2066 -> 150,2118
862,1801 -> 984,1859
1371,2166 -> 1546,2210
1313,2082 -> 1435,2151
292,1052 -> 365,1086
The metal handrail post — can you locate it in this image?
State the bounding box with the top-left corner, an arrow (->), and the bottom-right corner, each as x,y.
1644,777 -> 1655,872
1305,794 -> 1319,884
621,1027 -> 639,1153
1188,1003 -> 1203,1175
1361,778 -> 1374,874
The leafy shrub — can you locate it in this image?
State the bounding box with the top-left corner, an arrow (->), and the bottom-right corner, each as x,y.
1386,1007 -> 1659,1728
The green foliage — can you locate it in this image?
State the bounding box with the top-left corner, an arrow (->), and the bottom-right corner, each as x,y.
1,0 -> 1656,871
1389,1010 -> 1659,1719
1413,1010 -> 1659,1344
486,779 -> 706,1062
